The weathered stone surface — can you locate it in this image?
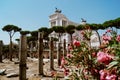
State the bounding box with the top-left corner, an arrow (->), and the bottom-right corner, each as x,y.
14,61 -> 19,64
0,69 -> 6,75
6,73 -> 19,78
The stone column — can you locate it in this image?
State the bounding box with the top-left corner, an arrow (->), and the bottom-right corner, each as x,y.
49,37 -> 54,70
0,40 -> 3,63
57,42 -> 61,66
19,34 -> 27,80
38,32 -> 44,75
63,39 -> 66,57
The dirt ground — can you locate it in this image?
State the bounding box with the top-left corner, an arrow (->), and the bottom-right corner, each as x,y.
0,58 -> 64,80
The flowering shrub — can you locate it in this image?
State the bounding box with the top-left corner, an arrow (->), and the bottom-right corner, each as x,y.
97,51 -> 113,65
62,29 -> 120,80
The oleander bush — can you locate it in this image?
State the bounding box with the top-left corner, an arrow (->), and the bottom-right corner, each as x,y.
61,28 -> 120,80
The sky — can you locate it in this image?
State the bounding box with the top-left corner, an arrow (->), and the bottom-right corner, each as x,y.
0,0 -> 120,44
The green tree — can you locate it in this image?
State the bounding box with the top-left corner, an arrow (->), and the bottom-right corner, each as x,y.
39,27 -> 53,40
39,27 -> 53,49
30,30 -> 38,40
101,17 -> 120,36
113,17 -> 120,33
30,30 -> 38,49
52,26 -> 65,41
20,31 -> 30,35
114,17 -> 120,29
76,25 -> 84,30
2,24 -> 21,61
103,20 -> 115,31
2,45 -> 9,59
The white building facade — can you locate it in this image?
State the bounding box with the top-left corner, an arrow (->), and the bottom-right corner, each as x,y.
49,9 -> 100,47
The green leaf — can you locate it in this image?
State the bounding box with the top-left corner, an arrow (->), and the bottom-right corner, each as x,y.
107,61 -> 118,69
88,54 -> 91,60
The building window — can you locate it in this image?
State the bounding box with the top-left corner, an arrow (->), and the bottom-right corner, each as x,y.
51,21 -> 56,27
62,20 -> 67,26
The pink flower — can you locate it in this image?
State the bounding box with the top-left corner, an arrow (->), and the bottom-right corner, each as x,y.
83,69 -> 89,79
102,35 -> 112,45
97,51 -> 113,65
99,70 -> 107,80
60,57 -> 67,68
64,68 -> 69,76
116,35 -> 120,42
99,70 -> 117,80
67,53 -> 73,58
90,68 -> 98,75
102,40 -> 109,45
81,30 -> 85,36
92,52 -> 97,57
106,74 -> 117,80
72,36 -> 77,40
106,29 -> 112,33
102,35 -> 112,41
73,40 -> 80,47
68,45 -> 72,51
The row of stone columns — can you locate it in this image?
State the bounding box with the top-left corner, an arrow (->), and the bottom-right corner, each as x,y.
0,32 -> 67,80
19,32 -> 45,80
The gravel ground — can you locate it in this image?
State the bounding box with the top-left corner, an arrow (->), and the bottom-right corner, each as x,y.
0,58 -> 64,80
